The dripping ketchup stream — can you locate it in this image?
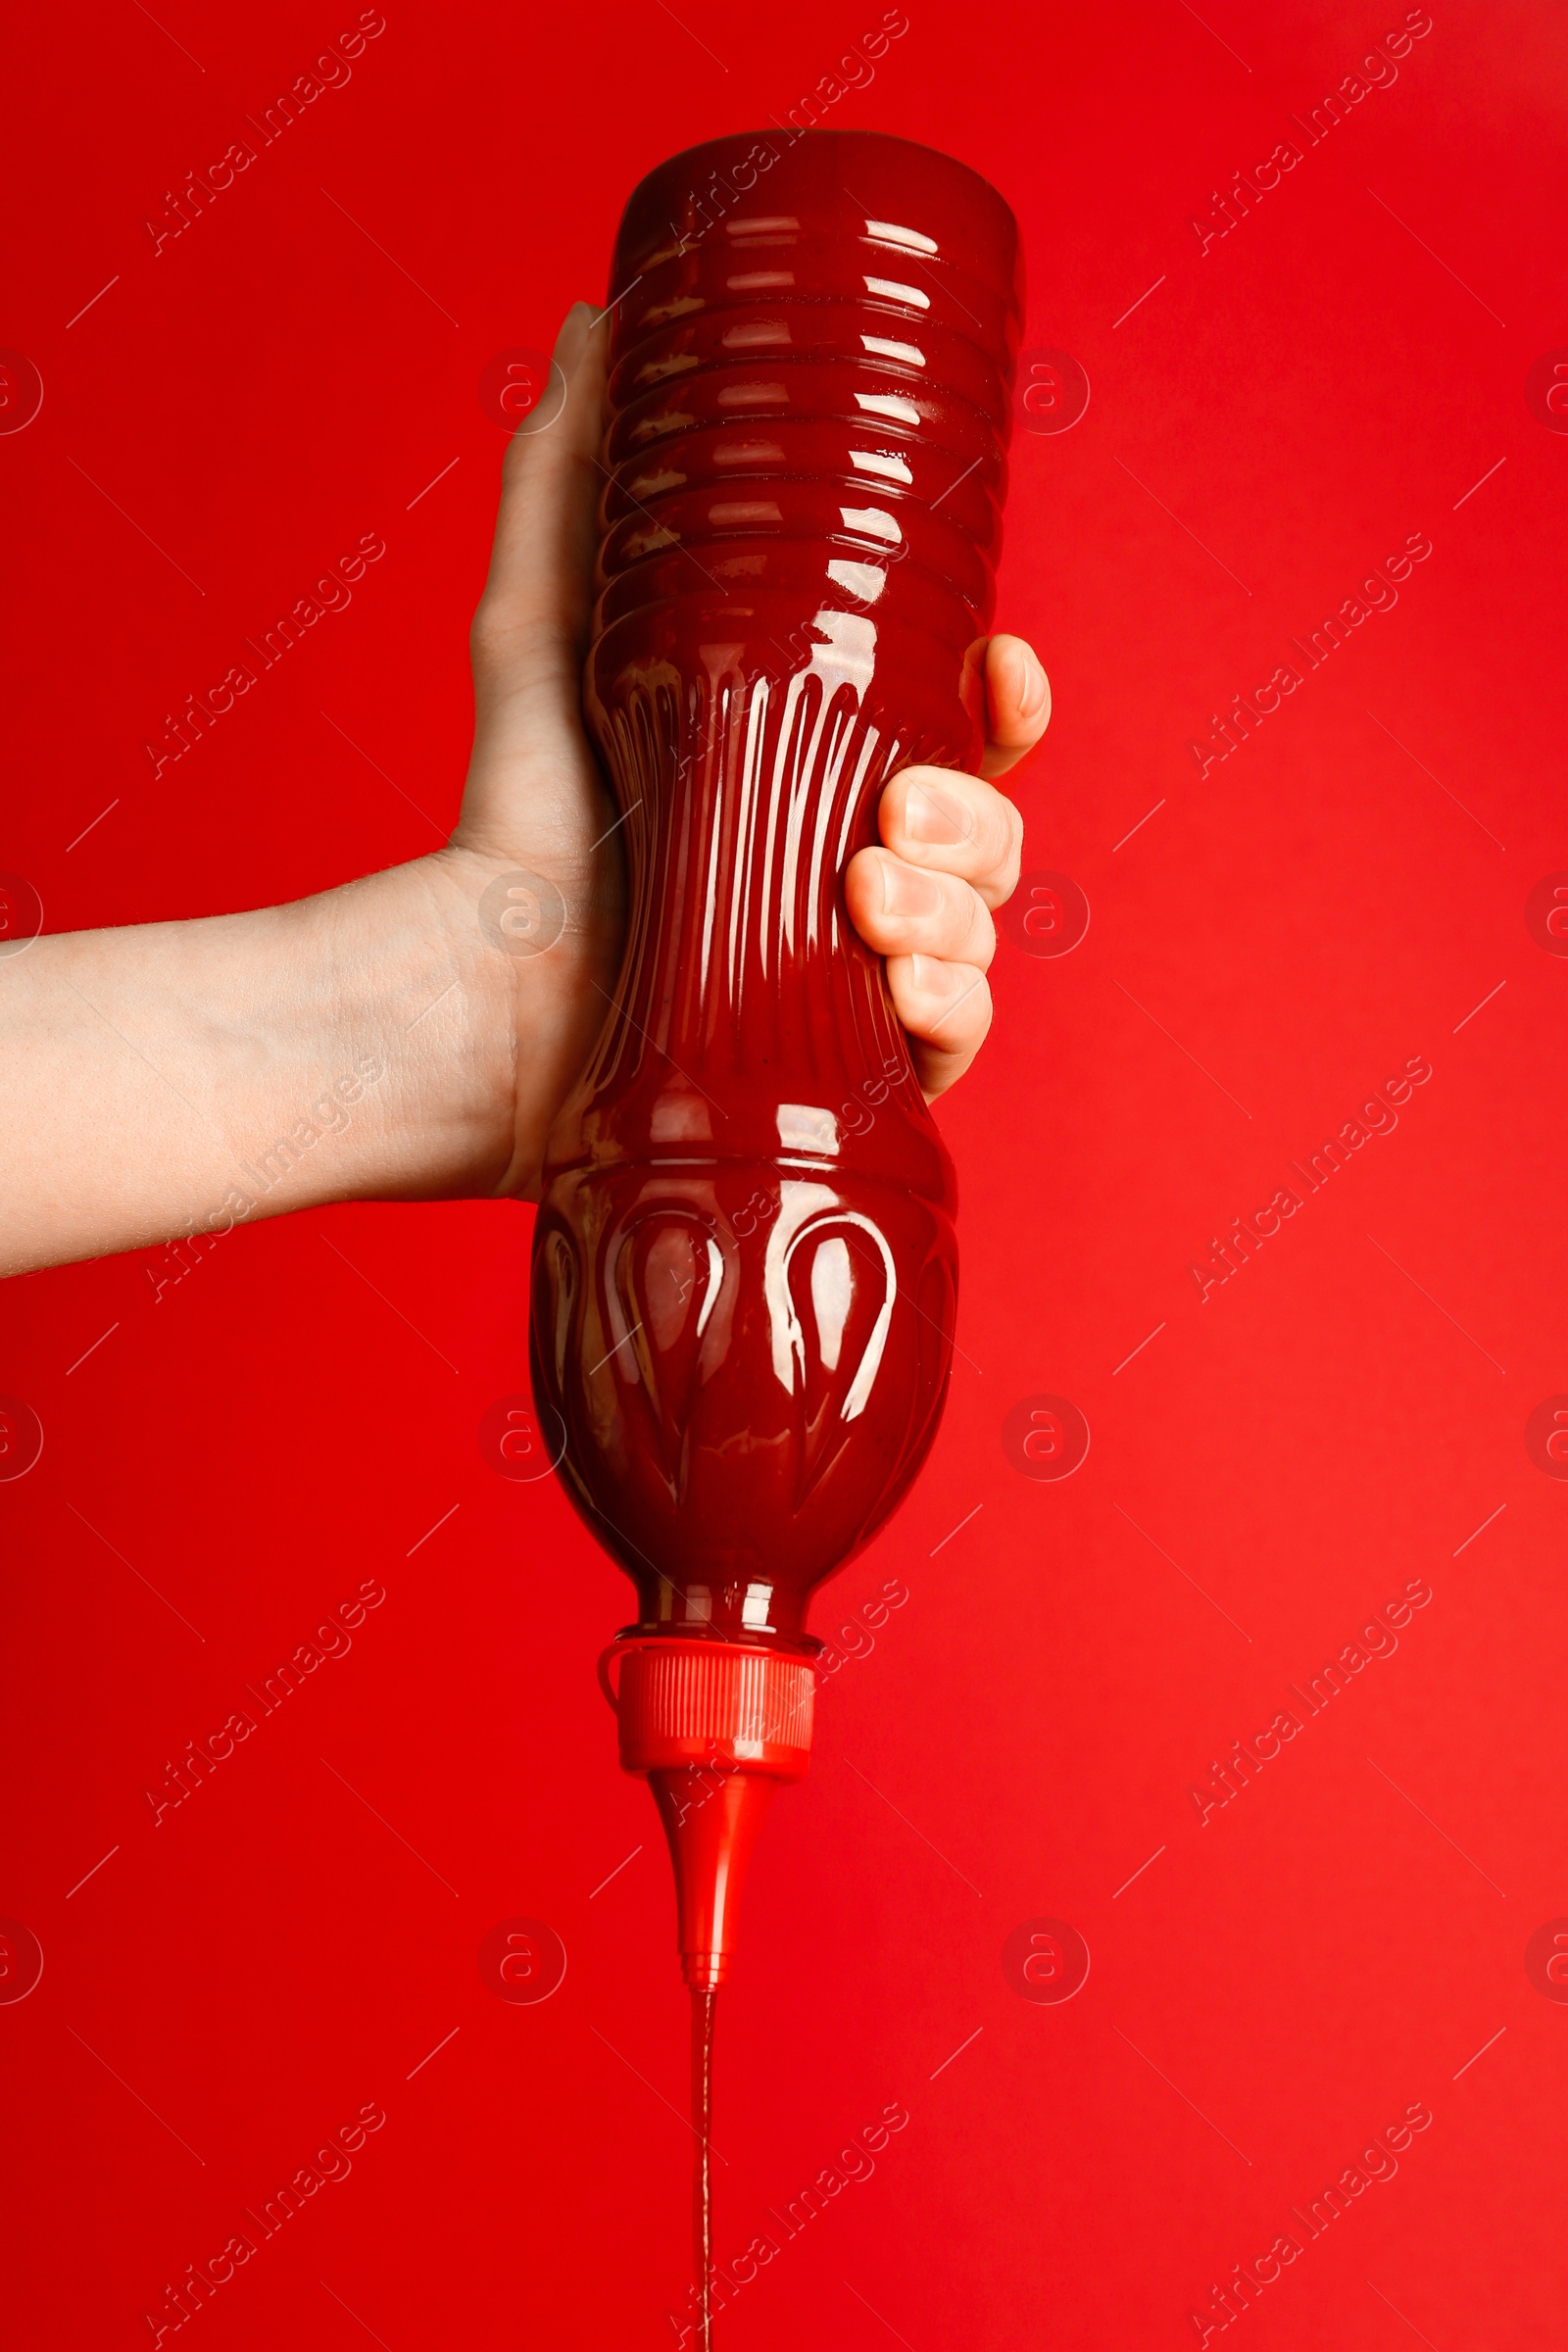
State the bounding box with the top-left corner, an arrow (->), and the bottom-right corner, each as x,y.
691,1986 -> 715,2349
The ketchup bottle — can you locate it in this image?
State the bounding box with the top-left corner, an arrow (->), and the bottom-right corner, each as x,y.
530,129 -> 1021,1993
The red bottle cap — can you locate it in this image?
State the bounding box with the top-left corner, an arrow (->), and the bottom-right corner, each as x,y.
602,1640 -> 814,1988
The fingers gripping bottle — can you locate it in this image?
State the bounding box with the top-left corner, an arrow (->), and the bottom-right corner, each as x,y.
530,129 -> 1022,1991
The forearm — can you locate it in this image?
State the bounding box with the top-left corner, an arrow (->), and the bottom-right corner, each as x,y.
2,292 -> 1041,1284
0,852 -> 514,1277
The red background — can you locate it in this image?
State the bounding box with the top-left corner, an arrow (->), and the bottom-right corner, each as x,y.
4,1 -> 1566,2344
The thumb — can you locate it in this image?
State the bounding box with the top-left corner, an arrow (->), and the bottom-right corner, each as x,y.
471,300 -> 608,692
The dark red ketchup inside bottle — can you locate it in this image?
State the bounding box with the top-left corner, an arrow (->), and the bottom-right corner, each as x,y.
530,130 -> 1021,1998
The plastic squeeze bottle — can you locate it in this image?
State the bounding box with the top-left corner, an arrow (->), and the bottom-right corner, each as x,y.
531,125 -> 1021,1993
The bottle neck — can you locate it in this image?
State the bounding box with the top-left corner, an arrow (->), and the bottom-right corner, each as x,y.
630,1576 -> 817,1644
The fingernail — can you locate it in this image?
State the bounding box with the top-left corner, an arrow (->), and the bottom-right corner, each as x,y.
909,953 -> 960,996
880,858 -> 944,917
905,781 -> 972,845
1016,650 -> 1047,719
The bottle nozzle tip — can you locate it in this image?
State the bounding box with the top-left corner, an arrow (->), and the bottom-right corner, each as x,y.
681,1951 -> 729,1991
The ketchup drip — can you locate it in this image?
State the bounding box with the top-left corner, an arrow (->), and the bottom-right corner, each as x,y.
690,1985 -> 716,2349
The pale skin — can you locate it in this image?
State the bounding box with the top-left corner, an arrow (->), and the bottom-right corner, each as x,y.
0,305 -> 1050,1279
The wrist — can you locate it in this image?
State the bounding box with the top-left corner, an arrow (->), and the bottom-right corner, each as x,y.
319,849 -> 520,1206
329,838 -> 616,1209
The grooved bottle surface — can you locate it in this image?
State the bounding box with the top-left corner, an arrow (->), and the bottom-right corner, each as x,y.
531,130 -> 1022,1645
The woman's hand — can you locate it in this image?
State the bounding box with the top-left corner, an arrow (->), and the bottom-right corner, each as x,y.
449,300 -> 1051,1192
0,302 -> 1048,1277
